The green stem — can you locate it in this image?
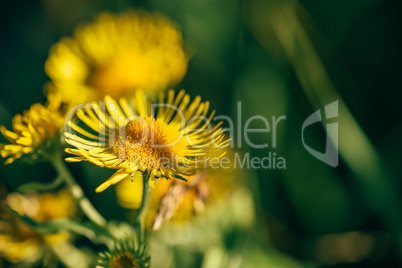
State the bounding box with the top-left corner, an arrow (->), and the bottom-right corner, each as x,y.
134,173 -> 151,244
49,154 -> 107,227
17,175 -> 63,192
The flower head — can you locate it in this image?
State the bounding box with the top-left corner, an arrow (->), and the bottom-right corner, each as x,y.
97,240 -> 150,268
46,10 -> 188,103
7,188 -> 76,223
0,94 -> 65,164
0,188 -> 76,263
64,90 -> 229,192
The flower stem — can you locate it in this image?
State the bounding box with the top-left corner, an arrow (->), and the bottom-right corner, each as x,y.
50,153 -> 107,227
134,174 -> 151,244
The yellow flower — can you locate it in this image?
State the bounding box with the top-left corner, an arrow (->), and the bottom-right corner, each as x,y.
18,189 -> 76,222
97,240 -> 150,268
45,10 -> 188,103
7,188 -> 76,225
0,94 -> 65,164
0,188 -> 76,263
0,231 -> 40,263
64,89 -> 229,192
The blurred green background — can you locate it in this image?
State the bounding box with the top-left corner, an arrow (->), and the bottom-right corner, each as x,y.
1,0 -> 402,267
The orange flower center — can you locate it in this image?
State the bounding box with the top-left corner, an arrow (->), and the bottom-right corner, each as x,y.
111,117 -> 188,171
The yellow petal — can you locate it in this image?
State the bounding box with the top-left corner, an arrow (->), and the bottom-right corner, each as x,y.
95,170 -> 130,193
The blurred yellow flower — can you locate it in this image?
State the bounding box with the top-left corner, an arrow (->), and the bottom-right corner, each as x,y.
45,10 -> 188,103
0,188 -> 76,263
11,189 -> 76,222
64,90 -> 229,192
0,94 -> 65,164
0,233 -> 40,263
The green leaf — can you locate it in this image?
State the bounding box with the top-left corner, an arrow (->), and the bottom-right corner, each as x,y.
172,173 -> 188,182
9,208 -> 114,245
17,176 -> 64,192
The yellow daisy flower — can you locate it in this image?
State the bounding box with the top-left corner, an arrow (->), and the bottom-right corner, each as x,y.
0,233 -> 40,263
0,188 -> 76,263
0,94 -> 65,164
64,89 -> 229,192
45,10 -> 188,103
9,189 -> 77,223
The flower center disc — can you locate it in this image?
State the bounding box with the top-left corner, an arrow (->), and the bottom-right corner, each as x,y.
109,253 -> 138,268
111,117 -> 188,171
